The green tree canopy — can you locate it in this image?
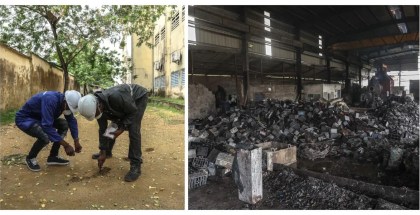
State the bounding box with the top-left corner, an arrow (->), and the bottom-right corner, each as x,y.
0,5 -> 167,92
69,44 -> 124,93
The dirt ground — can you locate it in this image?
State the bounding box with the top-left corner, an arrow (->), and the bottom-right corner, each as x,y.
0,106 -> 185,210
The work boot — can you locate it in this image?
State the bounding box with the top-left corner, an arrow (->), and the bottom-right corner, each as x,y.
124,165 -> 141,182
92,152 -> 112,159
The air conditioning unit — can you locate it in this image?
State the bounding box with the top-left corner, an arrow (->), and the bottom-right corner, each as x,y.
171,51 -> 182,63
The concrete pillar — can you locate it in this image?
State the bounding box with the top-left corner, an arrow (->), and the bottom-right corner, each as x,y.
295,28 -> 302,101
345,61 -> 350,93
359,66 -> 362,86
326,55 -> 331,84
241,9 -> 250,105
260,58 -> 263,84
190,50 -> 194,84
399,67 -> 402,87
236,148 -> 263,204
234,55 -> 242,106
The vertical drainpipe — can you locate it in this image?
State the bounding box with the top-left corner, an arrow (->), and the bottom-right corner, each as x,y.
152,32 -> 155,95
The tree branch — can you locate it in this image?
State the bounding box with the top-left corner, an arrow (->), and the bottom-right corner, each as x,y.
66,42 -> 89,65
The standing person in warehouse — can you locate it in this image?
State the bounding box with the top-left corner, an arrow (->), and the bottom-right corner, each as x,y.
15,90 -> 83,172
78,84 -> 148,182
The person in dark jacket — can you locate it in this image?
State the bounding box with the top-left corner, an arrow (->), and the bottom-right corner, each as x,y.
78,84 -> 148,182
15,90 -> 83,172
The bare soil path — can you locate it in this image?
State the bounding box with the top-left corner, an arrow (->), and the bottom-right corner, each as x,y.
0,106 -> 185,210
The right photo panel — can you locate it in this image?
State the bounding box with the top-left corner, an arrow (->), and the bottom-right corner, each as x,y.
187,5 -> 419,210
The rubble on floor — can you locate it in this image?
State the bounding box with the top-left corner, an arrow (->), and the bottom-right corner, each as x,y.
188,95 -> 419,208
260,169 -> 408,209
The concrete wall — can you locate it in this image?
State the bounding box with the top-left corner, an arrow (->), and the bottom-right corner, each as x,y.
249,84 -> 296,101
190,75 -> 299,101
190,75 -> 242,97
131,35 -> 153,90
0,43 -> 79,111
304,83 -> 342,100
153,6 -> 185,98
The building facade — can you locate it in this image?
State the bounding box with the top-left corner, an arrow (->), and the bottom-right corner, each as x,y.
130,6 -> 185,97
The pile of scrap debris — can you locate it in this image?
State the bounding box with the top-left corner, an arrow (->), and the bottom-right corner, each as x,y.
188,95 -> 419,207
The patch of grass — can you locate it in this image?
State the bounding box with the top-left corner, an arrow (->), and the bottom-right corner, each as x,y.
147,102 -> 183,114
0,109 -> 17,125
147,102 -> 184,125
150,96 -> 184,105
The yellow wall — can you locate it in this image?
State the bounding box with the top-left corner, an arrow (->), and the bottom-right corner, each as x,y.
0,43 -> 79,111
153,6 -> 185,98
131,35 -> 153,90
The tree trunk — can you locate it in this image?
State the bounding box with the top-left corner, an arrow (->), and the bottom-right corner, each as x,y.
63,64 -> 69,92
48,17 -> 68,92
83,83 -> 87,95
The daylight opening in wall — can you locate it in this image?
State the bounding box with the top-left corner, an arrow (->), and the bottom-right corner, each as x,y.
318,35 -> 323,56
264,11 -> 271,32
265,37 -> 272,56
188,16 -> 196,45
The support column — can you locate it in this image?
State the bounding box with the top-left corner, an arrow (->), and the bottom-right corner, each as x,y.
326,55 -> 331,84
260,58 -> 263,84
295,28 -> 302,101
234,55 -> 242,106
358,66 -> 362,86
399,65 -> 402,87
345,61 -> 350,93
241,8 -> 250,105
190,50 -> 194,84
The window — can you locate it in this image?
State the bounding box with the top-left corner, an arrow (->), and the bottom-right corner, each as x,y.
265,38 -> 272,56
181,69 -> 185,86
188,16 -> 196,43
171,11 -> 180,31
155,33 -> 160,45
161,27 -> 166,41
264,11 -> 270,32
171,71 -> 180,87
154,76 -> 166,89
318,35 -> 323,56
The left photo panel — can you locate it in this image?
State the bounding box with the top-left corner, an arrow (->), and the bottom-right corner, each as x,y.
0,5 -> 185,209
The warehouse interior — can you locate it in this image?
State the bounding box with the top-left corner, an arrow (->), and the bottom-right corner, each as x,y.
187,5 -> 419,209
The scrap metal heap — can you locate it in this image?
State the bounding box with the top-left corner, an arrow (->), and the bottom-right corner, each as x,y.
189,95 -> 419,187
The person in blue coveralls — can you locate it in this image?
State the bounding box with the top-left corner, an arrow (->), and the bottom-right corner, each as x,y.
15,90 -> 83,172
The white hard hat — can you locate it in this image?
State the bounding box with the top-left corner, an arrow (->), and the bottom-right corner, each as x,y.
65,90 -> 81,113
78,94 -> 98,121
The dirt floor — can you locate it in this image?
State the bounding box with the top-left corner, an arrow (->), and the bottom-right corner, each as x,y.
0,106 -> 185,210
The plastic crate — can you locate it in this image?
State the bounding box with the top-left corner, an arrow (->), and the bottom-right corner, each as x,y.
188,170 -> 208,189
191,157 -> 209,169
